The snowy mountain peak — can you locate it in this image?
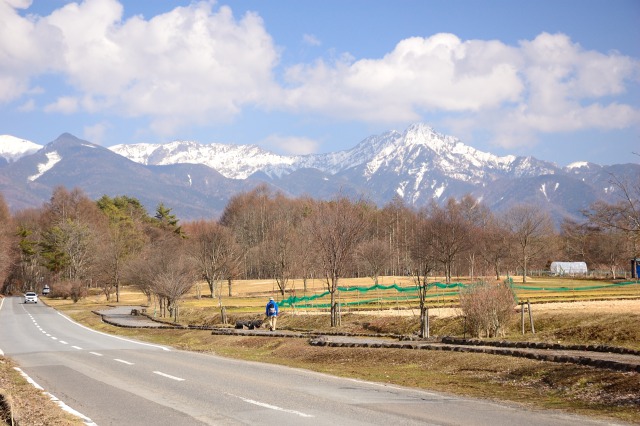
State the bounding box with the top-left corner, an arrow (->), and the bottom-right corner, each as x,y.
402,123 -> 456,152
0,135 -> 42,162
111,140 -> 295,179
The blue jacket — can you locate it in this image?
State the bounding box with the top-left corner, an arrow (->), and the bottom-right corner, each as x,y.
266,300 -> 279,317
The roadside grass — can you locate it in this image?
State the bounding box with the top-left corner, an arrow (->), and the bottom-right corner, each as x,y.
13,277 -> 640,424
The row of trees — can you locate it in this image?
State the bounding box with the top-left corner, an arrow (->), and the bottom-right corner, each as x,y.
1,175 -> 638,326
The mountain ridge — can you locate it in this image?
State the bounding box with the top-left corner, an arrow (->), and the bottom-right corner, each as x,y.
0,125 -> 637,223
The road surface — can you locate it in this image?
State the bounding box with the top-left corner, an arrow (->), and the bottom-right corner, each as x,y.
0,297 -> 625,425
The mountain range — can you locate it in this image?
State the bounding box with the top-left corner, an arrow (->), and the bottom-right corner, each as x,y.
1,124 -> 638,224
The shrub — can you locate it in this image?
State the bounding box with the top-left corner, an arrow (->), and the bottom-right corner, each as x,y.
459,281 -> 516,338
49,280 -> 87,303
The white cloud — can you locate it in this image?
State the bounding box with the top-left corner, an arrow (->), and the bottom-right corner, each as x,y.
476,33 -> 640,148
282,34 -> 524,121
302,33 -> 321,46
282,32 -> 639,149
1,0 -> 280,135
262,134 -> 319,155
44,96 -> 79,113
17,98 -> 35,111
0,0 -> 63,103
83,121 -> 110,145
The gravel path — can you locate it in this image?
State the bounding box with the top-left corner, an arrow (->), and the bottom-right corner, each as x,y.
95,306 -> 177,328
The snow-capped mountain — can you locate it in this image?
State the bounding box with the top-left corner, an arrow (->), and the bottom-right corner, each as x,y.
110,124 -> 557,182
0,135 -> 43,163
110,141 -> 297,180
1,125 -> 638,222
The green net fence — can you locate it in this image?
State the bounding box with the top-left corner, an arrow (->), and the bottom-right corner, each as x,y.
277,280 -> 640,308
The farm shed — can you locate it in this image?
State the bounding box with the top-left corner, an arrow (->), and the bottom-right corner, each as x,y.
550,261 -> 588,275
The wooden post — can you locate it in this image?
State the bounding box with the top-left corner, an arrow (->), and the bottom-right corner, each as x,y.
521,302 -> 525,335
425,307 -> 430,338
527,300 -> 535,334
221,306 -> 227,325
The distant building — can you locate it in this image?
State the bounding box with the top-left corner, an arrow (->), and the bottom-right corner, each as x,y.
550,261 -> 588,276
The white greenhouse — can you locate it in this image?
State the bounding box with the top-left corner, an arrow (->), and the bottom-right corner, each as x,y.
550,261 -> 588,276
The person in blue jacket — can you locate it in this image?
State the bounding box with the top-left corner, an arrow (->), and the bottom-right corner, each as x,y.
265,297 -> 279,331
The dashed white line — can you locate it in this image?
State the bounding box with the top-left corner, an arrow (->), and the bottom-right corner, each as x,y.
50,336 -> 58,340
114,358 -> 134,365
72,346 -> 83,350
153,371 -> 185,381
89,352 -> 103,357
59,340 -> 68,345
225,393 -> 313,418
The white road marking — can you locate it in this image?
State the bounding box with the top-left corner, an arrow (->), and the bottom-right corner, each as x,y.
153,371 -> 185,381
225,393 -> 314,418
51,336 -> 58,340
72,346 -> 83,350
14,367 -> 97,426
57,311 -> 170,351
89,352 -> 103,357
114,358 -> 134,365
59,340 -> 68,345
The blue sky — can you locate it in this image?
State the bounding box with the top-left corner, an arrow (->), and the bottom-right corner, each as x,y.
1,0 -> 639,166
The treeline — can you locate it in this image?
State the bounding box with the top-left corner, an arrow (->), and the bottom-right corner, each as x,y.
0,180 -> 638,323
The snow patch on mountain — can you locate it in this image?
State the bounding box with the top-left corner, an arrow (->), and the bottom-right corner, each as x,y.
566,161 -> 590,169
29,151 -> 61,181
0,135 -> 42,162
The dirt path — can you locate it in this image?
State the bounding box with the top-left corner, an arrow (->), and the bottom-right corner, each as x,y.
322,299 -> 640,318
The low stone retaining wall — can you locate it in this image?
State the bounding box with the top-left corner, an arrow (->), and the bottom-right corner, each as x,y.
308,337 -> 640,373
441,337 -> 640,356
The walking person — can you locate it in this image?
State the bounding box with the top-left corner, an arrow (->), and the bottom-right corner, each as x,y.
265,297 -> 279,331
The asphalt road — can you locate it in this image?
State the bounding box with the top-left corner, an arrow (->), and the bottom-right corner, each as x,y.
0,297 -> 626,425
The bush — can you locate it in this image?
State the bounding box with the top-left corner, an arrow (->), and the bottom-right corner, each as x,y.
459,281 -> 516,338
48,280 -> 87,303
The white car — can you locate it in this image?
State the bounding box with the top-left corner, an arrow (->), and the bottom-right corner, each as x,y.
24,292 -> 38,304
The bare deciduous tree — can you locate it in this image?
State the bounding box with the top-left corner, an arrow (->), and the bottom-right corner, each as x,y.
428,199 -> 473,284
408,209 -> 437,338
503,204 -> 555,283
185,220 -> 237,303
126,235 -> 196,321
356,238 -> 391,285
305,197 -> 370,327
584,173 -> 640,256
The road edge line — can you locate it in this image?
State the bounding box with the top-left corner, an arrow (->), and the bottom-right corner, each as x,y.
13,367 -> 97,426
56,311 -> 171,351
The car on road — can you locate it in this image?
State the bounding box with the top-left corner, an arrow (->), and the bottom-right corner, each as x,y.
24,292 -> 38,304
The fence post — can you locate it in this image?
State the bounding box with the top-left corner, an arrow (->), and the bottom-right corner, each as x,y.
425,307 -> 430,338
521,302 -> 525,335
527,299 -> 535,334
